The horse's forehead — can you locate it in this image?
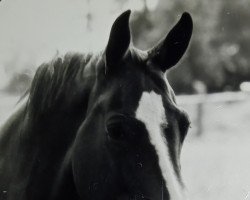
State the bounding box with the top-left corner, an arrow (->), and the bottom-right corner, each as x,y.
113,74 -> 176,115
106,52 -> 176,112
135,91 -> 166,123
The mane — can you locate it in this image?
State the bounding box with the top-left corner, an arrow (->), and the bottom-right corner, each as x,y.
27,52 -> 97,117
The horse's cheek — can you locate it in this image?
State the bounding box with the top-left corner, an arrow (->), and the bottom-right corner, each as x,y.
71,118 -> 116,199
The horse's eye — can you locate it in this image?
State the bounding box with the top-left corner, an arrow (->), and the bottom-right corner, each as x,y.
178,113 -> 191,142
106,123 -> 126,140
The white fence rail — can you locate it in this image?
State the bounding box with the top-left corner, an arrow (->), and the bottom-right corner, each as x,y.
177,91 -> 250,105
176,91 -> 250,136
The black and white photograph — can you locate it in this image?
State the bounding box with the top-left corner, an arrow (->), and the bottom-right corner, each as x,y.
0,0 -> 250,200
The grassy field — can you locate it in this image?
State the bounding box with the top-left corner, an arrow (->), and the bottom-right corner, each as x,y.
181,99 -> 250,200
0,93 -> 250,200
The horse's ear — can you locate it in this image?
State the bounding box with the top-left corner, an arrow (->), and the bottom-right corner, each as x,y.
149,12 -> 193,72
105,10 -> 131,69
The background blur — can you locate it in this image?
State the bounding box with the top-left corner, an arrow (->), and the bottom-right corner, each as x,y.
0,0 -> 250,200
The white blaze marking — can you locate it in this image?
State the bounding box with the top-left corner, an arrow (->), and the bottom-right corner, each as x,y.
135,91 -> 186,200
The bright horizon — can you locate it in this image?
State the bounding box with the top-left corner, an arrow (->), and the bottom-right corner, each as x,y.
0,0 -> 158,68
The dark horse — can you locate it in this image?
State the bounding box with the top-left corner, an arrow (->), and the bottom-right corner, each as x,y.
0,10 -> 192,200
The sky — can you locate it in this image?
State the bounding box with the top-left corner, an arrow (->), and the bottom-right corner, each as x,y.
0,0 -> 121,87
0,0 -> 158,65
0,0 -> 159,88
0,0 -> 113,67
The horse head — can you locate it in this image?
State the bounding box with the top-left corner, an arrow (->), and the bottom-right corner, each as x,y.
72,10 -> 193,200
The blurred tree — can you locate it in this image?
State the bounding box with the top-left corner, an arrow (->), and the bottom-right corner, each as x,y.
129,0 -> 250,94
212,0 -> 250,91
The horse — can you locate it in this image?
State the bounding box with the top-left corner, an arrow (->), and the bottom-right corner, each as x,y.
0,10 -> 193,200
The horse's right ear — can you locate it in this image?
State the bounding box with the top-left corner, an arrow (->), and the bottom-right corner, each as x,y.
148,12 -> 193,72
105,10 -> 131,70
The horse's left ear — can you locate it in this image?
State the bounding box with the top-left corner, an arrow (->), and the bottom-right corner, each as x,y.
105,10 -> 131,69
149,12 -> 193,72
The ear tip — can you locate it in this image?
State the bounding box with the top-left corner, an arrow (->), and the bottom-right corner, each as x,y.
182,12 -> 191,17
181,12 -> 193,26
125,9 -> 132,14
121,10 -> 131,19
113,10 -> 131,26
